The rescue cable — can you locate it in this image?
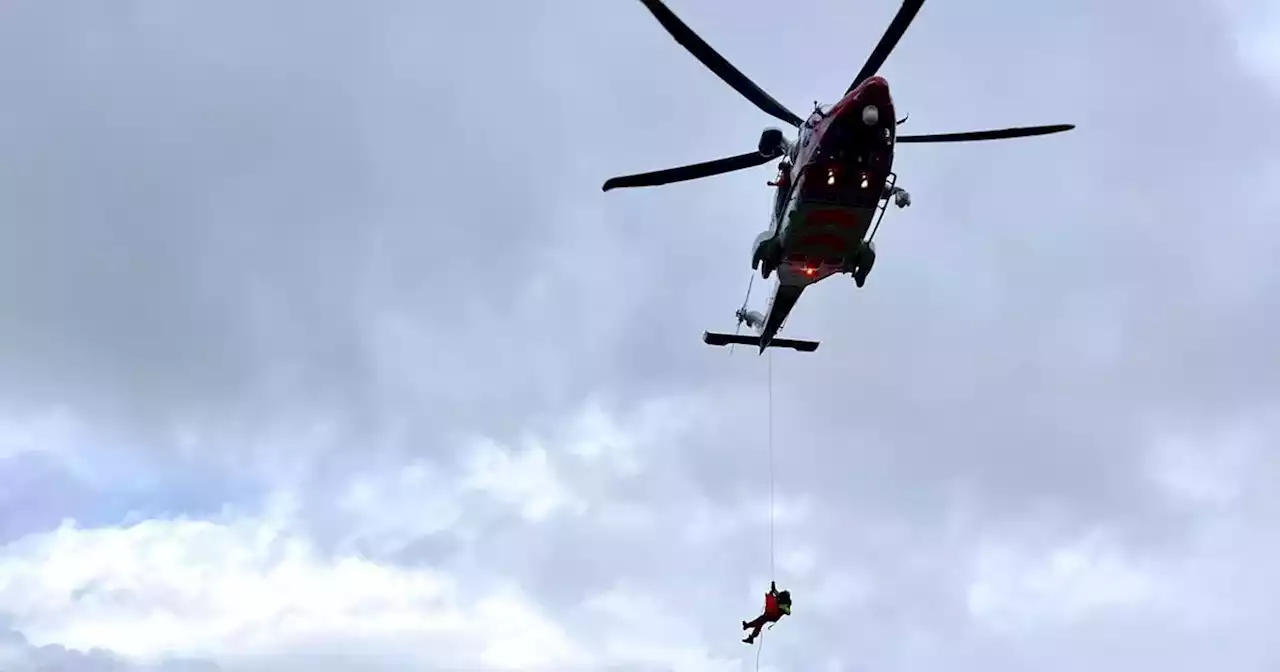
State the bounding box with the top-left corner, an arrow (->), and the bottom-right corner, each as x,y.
767,349 -> 775,580
756,349 -> 778,671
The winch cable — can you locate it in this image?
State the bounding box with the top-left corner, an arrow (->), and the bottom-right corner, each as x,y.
755,349 -> 777,671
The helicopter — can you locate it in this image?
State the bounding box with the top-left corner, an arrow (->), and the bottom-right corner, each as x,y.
601,0 -> 1074,354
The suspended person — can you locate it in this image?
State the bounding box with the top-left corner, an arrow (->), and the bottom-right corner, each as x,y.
741,581 -> 791,644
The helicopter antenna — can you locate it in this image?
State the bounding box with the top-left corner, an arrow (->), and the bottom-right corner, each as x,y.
897,113 -> 909,125
730,272 -> 756,356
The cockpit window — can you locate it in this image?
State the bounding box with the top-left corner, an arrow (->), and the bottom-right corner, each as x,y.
805,104 -> 833,128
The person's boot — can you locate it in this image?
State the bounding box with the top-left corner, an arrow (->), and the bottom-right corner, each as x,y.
742,621 -> 749,630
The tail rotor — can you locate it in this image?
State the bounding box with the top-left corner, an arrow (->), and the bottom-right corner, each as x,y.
730,273 -> 755,356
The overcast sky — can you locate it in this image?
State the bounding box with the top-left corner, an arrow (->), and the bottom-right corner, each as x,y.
1,0 -> 1278,670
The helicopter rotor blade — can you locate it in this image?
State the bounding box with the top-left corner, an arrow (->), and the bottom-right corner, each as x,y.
896,123 -> 1075,143
636,0 -> 804,128
602,150 -> 776,191
846,0 -> 926,94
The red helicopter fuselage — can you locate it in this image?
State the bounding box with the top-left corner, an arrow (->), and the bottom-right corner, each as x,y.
768,76 -> 897,288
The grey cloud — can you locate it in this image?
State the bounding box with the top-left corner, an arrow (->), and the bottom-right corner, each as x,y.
1,0 -> 1278,670
465,0 -> 1280,666
0,0 -> 747,474
0,0 -> 587,433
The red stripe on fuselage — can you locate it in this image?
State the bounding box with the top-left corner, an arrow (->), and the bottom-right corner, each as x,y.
792,203 -> 873,260
798,233 -> 849,250
805,207 -> 861,228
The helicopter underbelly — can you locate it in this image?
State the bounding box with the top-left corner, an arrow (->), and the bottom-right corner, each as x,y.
776,198 -> 874,282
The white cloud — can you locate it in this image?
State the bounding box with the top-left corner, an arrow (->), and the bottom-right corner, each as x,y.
960,408 -> 1280,652
334,458 -> 465,556
0,504 -> 757,672
1145,424 -> 1254,508
582,587 -> 742,672
0,396 -> 759,671
1227,0 -> 1280,82
0,511 -> 584,669
3,0 -> 1280,670
1138,413 -> 1280,632
461,438 -> 587,521
330,396 -> 707,538
0,408 -> 78,460
964,530 -> 1161,632
4,349 -> 1276,672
